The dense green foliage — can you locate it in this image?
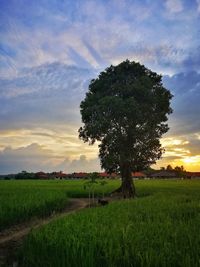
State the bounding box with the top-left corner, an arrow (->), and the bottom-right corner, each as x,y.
15,171 -> 37,180
19,180 -> 200,267
0,180 -> 119,230
79,60 -> 173,197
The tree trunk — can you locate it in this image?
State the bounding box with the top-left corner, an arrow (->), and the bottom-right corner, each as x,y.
120,162 -> 135,198
92,190 -> 95,204
89,190 -> 91,207
110,162 -> 136,198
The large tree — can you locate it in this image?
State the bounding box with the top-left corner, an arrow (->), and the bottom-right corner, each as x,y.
79,60 -> 173,198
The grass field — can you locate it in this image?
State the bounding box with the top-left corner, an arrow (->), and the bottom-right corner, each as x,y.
16,179 -> 200,267
0,179 -> 119,230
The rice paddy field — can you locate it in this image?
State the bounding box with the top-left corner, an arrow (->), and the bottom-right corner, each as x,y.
0,179 -> 119,230
6,179 -> 199,267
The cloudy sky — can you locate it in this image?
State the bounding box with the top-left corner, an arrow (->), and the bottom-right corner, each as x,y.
0,0 -> 200,174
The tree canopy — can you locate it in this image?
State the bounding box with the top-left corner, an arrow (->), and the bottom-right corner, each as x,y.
79,60 -> 173,197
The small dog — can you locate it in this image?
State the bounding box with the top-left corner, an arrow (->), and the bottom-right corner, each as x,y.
98,198 -> 108,206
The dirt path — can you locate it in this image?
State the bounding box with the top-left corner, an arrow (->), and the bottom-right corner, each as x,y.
0,198 -> 89,266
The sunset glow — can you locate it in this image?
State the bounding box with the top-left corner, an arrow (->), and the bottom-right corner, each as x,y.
0,0 -> 200,173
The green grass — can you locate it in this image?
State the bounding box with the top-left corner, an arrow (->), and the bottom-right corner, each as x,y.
0,179 -> 119,230
18,179 -> 200,267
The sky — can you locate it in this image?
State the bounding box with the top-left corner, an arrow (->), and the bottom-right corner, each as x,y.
0,0 -> 200,174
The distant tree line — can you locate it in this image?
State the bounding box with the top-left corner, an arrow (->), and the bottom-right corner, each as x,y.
15,171 -> 38,179
0,166 -> 192,180
159,165 -> 187,178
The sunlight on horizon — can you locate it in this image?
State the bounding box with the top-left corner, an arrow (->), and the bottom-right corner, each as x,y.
0,0 -> 199,174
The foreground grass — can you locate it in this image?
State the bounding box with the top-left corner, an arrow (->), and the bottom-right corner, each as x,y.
0,182 -> 68,231
18,180 -> 200,267
0,179 -> 119,230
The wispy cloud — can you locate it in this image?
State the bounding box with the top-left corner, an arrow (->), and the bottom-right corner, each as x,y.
0,0 -> 200,173
0,0 -> 199,76
0,62 -> 95,100
165,0 -> 183,13
163,71 -> 200,136
196,0 -> 200,13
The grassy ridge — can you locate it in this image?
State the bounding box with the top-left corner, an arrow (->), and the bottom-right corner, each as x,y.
19,180 -> 200,267
0,179 -> 119,230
